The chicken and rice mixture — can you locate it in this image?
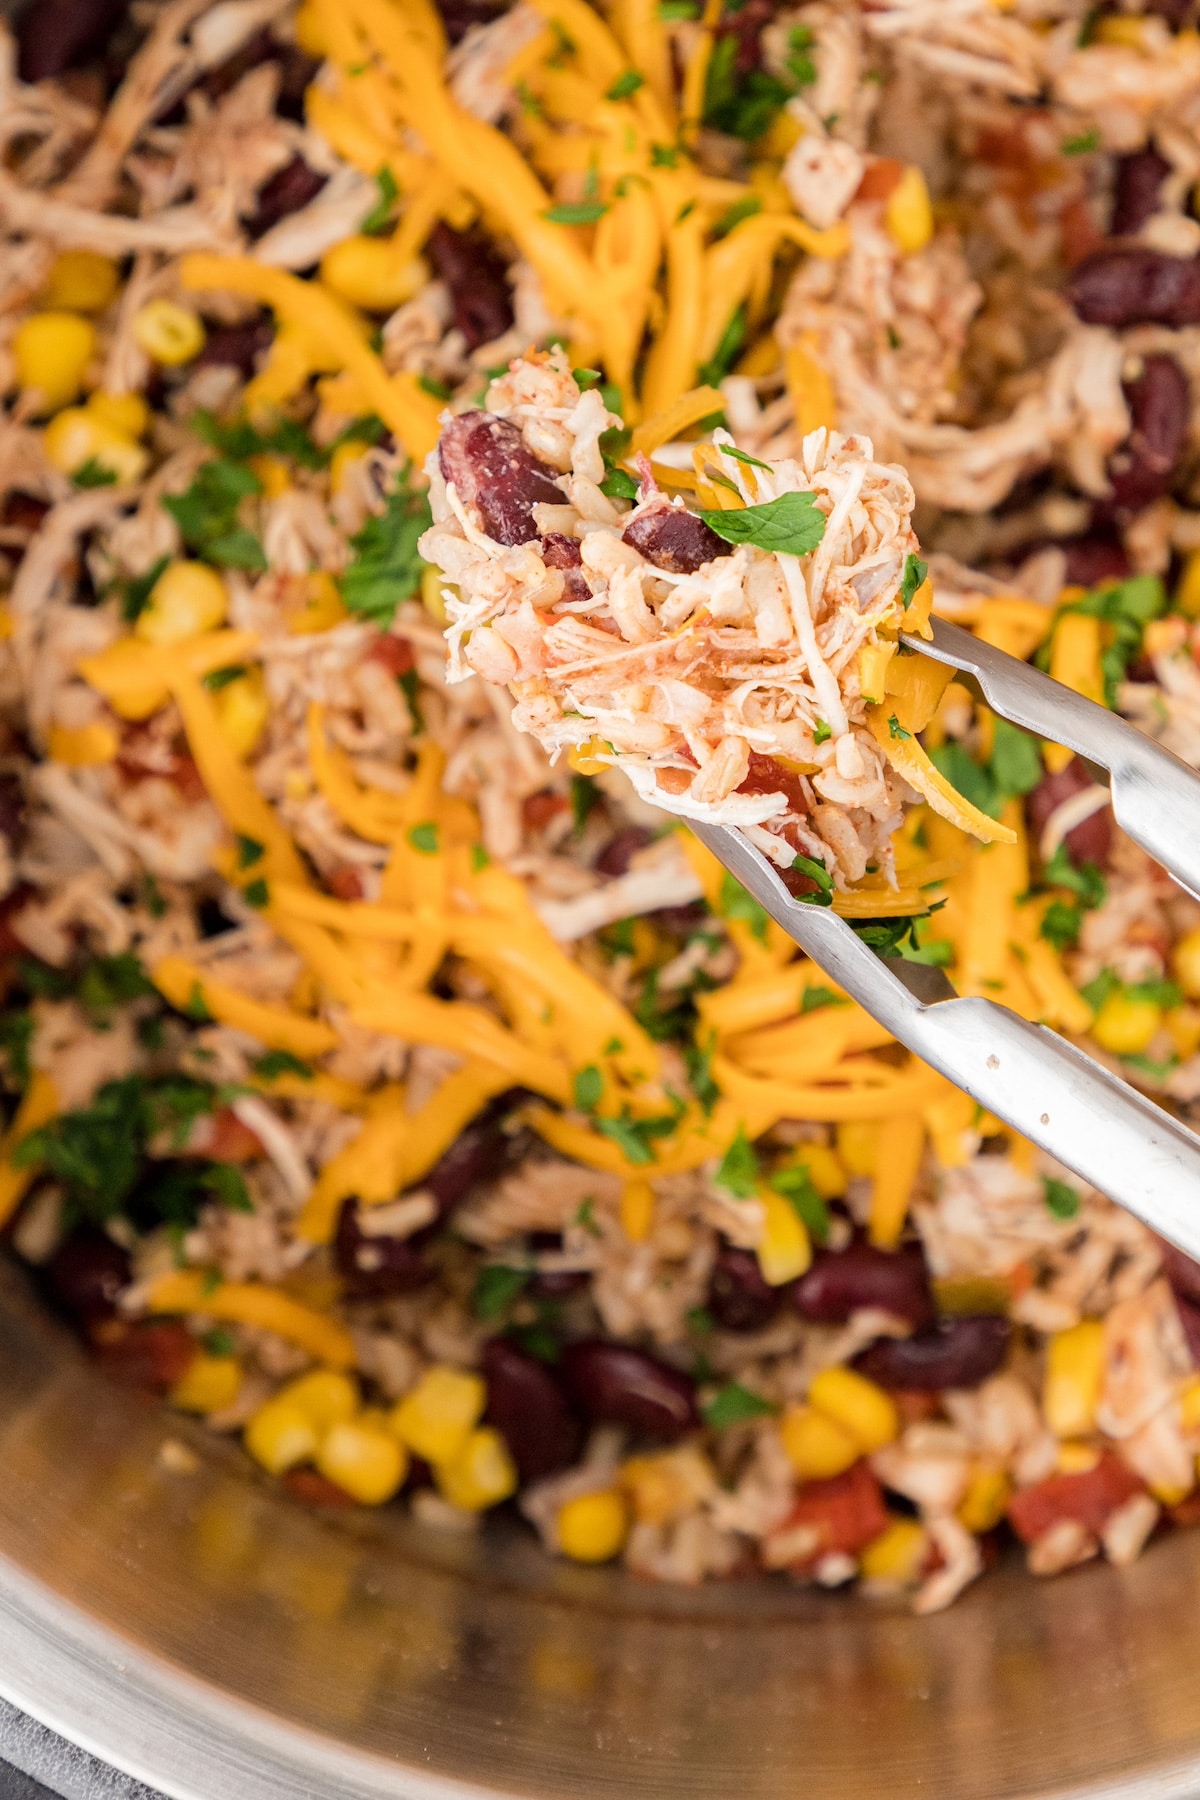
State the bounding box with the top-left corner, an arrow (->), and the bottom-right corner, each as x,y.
4,0 -> 1200,1613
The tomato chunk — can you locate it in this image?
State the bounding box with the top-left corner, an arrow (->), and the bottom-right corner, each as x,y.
1007,1453 -> 1144,1544
777,1461 -> 890,1561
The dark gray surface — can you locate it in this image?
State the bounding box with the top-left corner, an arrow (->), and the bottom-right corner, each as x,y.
0,1698 -> 163,1800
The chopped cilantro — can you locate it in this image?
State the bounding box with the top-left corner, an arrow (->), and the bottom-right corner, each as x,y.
470,843 -> 491,872
0,1011 -> 33,1089
1061,128 -> 1100,156
407,821 -> 439,855
254,1049 -> 312,1080
716,1124 -> 759,1199
686,1305 -> 714,1335
72,457 -> 117,489
930,718 -> 1041,822
900,553 -> 928,609
718,869 -> 770,942
800,985 -> 847,1015
769,1163 -> 831,1241
606,68 -> 644,99
573,1064 -> 603,1111
141,873 -> 166,918
338,468 -> 432,627
574,1195 -> 601,1236
162,459 -> 266,571
242,878 -> 269,909
650,141 -> 681,167
698,304 -> 747,388
236,834 -> 264,869
202,664 -> 246,692
702,1381 -> 777,1428
600,464 -> 640,501
398,666 -> 424,732
418,374 -> 453,401
685,1031 -> 719,1115
703,33 -> 792,141
203,1326 -> 238,1357
472,1263 -> 531,1320
361,166 -> 399,236
77,954 -> 155,1017
695,490 -> 826,557
714,194 -> 763,238
192,409 -> 323,470
1043,1176 -> 1080,1220
570,773 -> 599,833
790,853 -> 835,906
113,555 -> 170,624
813,719 -> 831,746
544,200 -> 609,225
888,714 -> 912,742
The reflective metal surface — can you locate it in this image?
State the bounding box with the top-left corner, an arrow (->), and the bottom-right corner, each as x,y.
4,1259 -> 1200,1800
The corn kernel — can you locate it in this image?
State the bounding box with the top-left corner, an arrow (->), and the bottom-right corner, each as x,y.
214,668 -> 270,759
293,0 -> 328,53
87,390 -> 149,439
316,1420 -> 407,1504
859,1517 -> 928,1584
276,1368 -> 359,1433
857,641 -> 896,705
957,1462 -> 1010,1533
291,571 -> 349,635
885,165 -> 934,254
836,1119 -> 878,1178
621,1447 -> 713,1525
1044,1319 -> 1106,1437
567,737 -> 610,777
245,1397 -> 319,1474
557,1489 -> 629,1563
320,239 -> 429,313
43,407 -> 147,484
1094,14 -> 1149,46
779,1404 -> 860,1481
1175,927 -> 1200,1002
135,561 -> 228,646
1181,1376 -> 1200,1435
47,721 -> 119,766
14,311 -> 96,412
620,1178 -> 655,1243
170,1353 -> 243,1414
388,1365 -> 485,1465
1057,1440 -> 1101,1475
1091,989 -> 1161,1056
435,1426 -> 518,1512
132,299 -> 206,366
41,250 -> 120,314
756,1188 -> 811,1286
1177,549 -> 1200,620
808,1365 -> 899,1453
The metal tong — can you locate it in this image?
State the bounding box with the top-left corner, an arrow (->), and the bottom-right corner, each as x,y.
690,617 -> 1200,1260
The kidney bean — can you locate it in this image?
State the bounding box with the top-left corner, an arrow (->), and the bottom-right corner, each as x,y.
1067,247 -> 1200,329
526,1232 -> 588,1299
335,1199 -> 431,1297
1007,1452 -> 1144,1543
439,412 -> 564,547
522,790 -> 568,831
1026,756 -> 1112,868
1059,533 -> 1129,589
368,634 -> 416,678
540,532 -> 591,603
483,1337 -> 582,1482
707,1242 -> 781,1332
93,1319 -> 196,1391
793,1240 -> 935,1331
594,827 -> 653,877
622,506 -> 731,575
428,222 -> 514,351
2,492 -> 50,538
434,0 -> 505,42
1111,149 -> 1171,238
193,317 -> 273,378
1157,1233 -> 1200,1308
770,1462 -> 889,1566
562,1338 -> 699,1440
422,1090 -> 528,1222
44,1228 -> 130,1328
18,0 -> 129,80
1108,352 -> 1190,513
246,157 -> 327,239
1142,0 -> 1193,24
854,1314 -> 1010,1390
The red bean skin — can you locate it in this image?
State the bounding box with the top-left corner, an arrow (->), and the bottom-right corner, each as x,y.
1108,353 -> 1191,513
93,1319 -> 196,1392
193,317 -> 273,377
439,412 -> 564,547
854,1315 -> 1011,1390
423,1090 -> 528,1221
18,0 -> 128,81
1007,1452 -> 1143,1543
334,1200 -> 431,1298
483,1338 -> 582,1482
44,1228 -> 130,1329
793,1241 -> 935,1331
1110,150 -> 1171,238
1060,535 -> 1130,588
246,157 -> 327,238
771,1462 -> 890,1564
428,222 -> 514,351
622,506 -> 731,574
1157,1233 -> 1200,1308
561,1339 -> 699,1440
708,1243 -> 781,1333
594,827 -> 654,877
1067,247 -> 1200,329
1025,756 -> 1113,869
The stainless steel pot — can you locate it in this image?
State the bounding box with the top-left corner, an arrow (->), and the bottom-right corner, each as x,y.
4,1261 -> 1200,1800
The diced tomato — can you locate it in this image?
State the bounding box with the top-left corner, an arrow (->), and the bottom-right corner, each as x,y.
93,1320 -> 196,1392
522,789 -> 569,831
855,157 -> 904,202
1007,1452 -> 1145,1544
327,865 -> 365,901
779,1462 -> 890,1561
1059,194 -> 1104,268
283,1468 -> 357,1509
368,635 -> 415,677
187,1107 -> 264,1163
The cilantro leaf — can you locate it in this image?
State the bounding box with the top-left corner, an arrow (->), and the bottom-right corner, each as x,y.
361,166 -> 399,236
695,491 -> 826,557
698,304 -> 747,387
162,458 -> 266,570
900,553 -> 928,608
544,201 -> 609,225
1043,1176 -> 1080,1220
791,853 -> 834,906
718,869 -> 770,941
472,1264 -> 531,1320
716,1124 -> 759,1199
606,68 -> 644,98
989,716 -> 1043,804
769,1164 -> 830,1241
72,457 -> 118,489
254,1049 -> 313,1080
573,1065 -> 603,1110
338,469 -> 432,626
702,1381 -> 777,1428
800,985 -> 847,1015
192,409 -> 323,470
407,821 -> 438,854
